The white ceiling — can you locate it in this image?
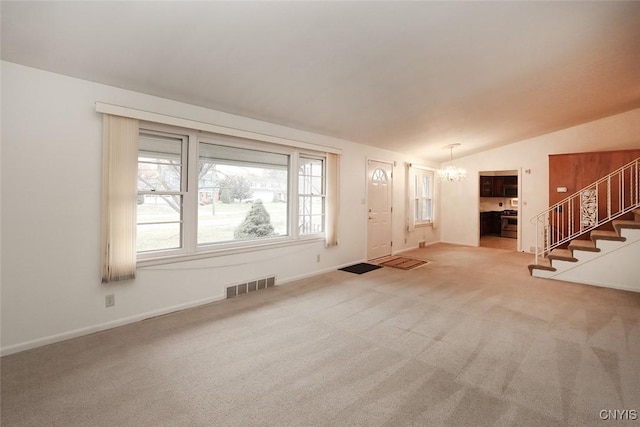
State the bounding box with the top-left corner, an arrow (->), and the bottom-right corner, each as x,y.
2,1 -> 640,161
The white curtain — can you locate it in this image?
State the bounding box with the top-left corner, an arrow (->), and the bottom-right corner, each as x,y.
101,114 -> 139,283
406,163 -> 416,233
325,153 -> 340,247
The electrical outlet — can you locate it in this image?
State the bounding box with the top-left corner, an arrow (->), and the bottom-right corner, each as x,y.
316,254 -> 321,262
105,294 -> 115,308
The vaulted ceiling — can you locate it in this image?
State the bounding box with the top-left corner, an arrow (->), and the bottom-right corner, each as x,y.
2,1 -> 640,161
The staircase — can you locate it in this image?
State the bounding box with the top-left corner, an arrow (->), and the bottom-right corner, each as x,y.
528,157 -> 640,291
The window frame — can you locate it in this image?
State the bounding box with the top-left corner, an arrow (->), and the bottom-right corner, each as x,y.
196,135 -> 293,250
136,130 -> 190,259
414,167 -> 434,226
298,154 -> 326,237
136,122 -> 328,265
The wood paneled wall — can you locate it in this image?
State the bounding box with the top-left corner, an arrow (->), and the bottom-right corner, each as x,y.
548,149 -> 640,238
549,149 -> 640,206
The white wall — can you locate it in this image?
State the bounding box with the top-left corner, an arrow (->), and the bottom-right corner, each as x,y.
534,230 -> 640,292
0,62 -> 439,354
441,108 -> 640,252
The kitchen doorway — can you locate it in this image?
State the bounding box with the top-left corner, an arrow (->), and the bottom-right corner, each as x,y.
479,170 -> 519,251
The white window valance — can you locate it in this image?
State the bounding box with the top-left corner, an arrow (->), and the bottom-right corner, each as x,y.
95,102 -> 342,155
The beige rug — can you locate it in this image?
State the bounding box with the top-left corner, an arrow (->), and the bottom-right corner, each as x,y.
375,255 -> 428,270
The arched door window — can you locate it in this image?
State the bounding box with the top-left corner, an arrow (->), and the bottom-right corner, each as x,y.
372,168 -> 388,183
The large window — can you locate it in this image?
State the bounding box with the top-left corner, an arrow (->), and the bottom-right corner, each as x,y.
414,168 -> 434,225
136,125 -> 328,260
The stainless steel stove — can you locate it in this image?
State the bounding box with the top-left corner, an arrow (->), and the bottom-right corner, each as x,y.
500,210 -> 518,238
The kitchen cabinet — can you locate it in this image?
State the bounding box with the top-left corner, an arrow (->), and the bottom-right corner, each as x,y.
479,175 -> 517,197
492,176 -> 504,196
503,176 -> 517,186
480,176 -> 494,197
490,212 -> 502,234
480,211 -> 503,236
480,212 -> 492,235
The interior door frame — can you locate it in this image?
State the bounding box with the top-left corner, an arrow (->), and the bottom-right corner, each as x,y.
476,167 -> 522,252
366,158 -> 394,260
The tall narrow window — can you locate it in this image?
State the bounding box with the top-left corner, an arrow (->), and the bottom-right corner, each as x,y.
198,143 -> 289,245
299,157 -> 325,235
414,169 -> 434,224
137,132 -> 187,252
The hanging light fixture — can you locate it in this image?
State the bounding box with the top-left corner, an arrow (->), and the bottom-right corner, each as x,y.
437,143 -> 467,182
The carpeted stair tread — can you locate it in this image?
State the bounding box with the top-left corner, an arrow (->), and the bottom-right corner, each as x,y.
590,230 -> 626,242
568,239 -> 599,252
548,248 -> 577,262
612,219 -> 640,234
528,258 -> 555,274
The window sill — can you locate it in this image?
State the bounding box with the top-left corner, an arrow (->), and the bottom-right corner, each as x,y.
415,222 -> 434,228
137,236 -> 326,268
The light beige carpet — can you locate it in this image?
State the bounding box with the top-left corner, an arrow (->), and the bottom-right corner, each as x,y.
2,243 -> 639,426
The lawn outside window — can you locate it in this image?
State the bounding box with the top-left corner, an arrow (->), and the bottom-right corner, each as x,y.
197,140 -> 290,246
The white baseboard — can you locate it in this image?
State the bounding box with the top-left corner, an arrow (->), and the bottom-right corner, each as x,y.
439,240 -> 475,247
278,260 -> 367,285
1,260 -> 369,356
0,293 -> 226,357
393,241 -> 439,255
553,277 -> 640,294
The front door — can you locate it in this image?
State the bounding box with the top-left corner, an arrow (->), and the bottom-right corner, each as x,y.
367,160 -> 393,260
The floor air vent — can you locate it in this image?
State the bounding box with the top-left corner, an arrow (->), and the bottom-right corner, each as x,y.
226,276 -> 275,298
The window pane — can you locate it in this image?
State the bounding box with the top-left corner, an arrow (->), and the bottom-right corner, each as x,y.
137,195 -> 181,224
422,175 -> 431,197
299,158 -> 325,234
372,168 -> 387,182
139,134 -> 183,158
138,134 -> 183,192
200,143 -> 288,167
299,176 -> 322,195
138,163 -> 182,192
136,194 -> 182,253
422,200 -> 432,222
198,144 -> 289,245
137,223 -> 181,252
137,133 -> 184,253
414,170 -> 434,224
299,195 -> 324,215
299,196 -> 324,234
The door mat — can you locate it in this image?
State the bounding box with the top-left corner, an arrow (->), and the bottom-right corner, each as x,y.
376,256 -> 428,270
339,263 -> 383,275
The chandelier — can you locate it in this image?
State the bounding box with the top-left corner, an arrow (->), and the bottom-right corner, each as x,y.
437,143 -> 466,182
